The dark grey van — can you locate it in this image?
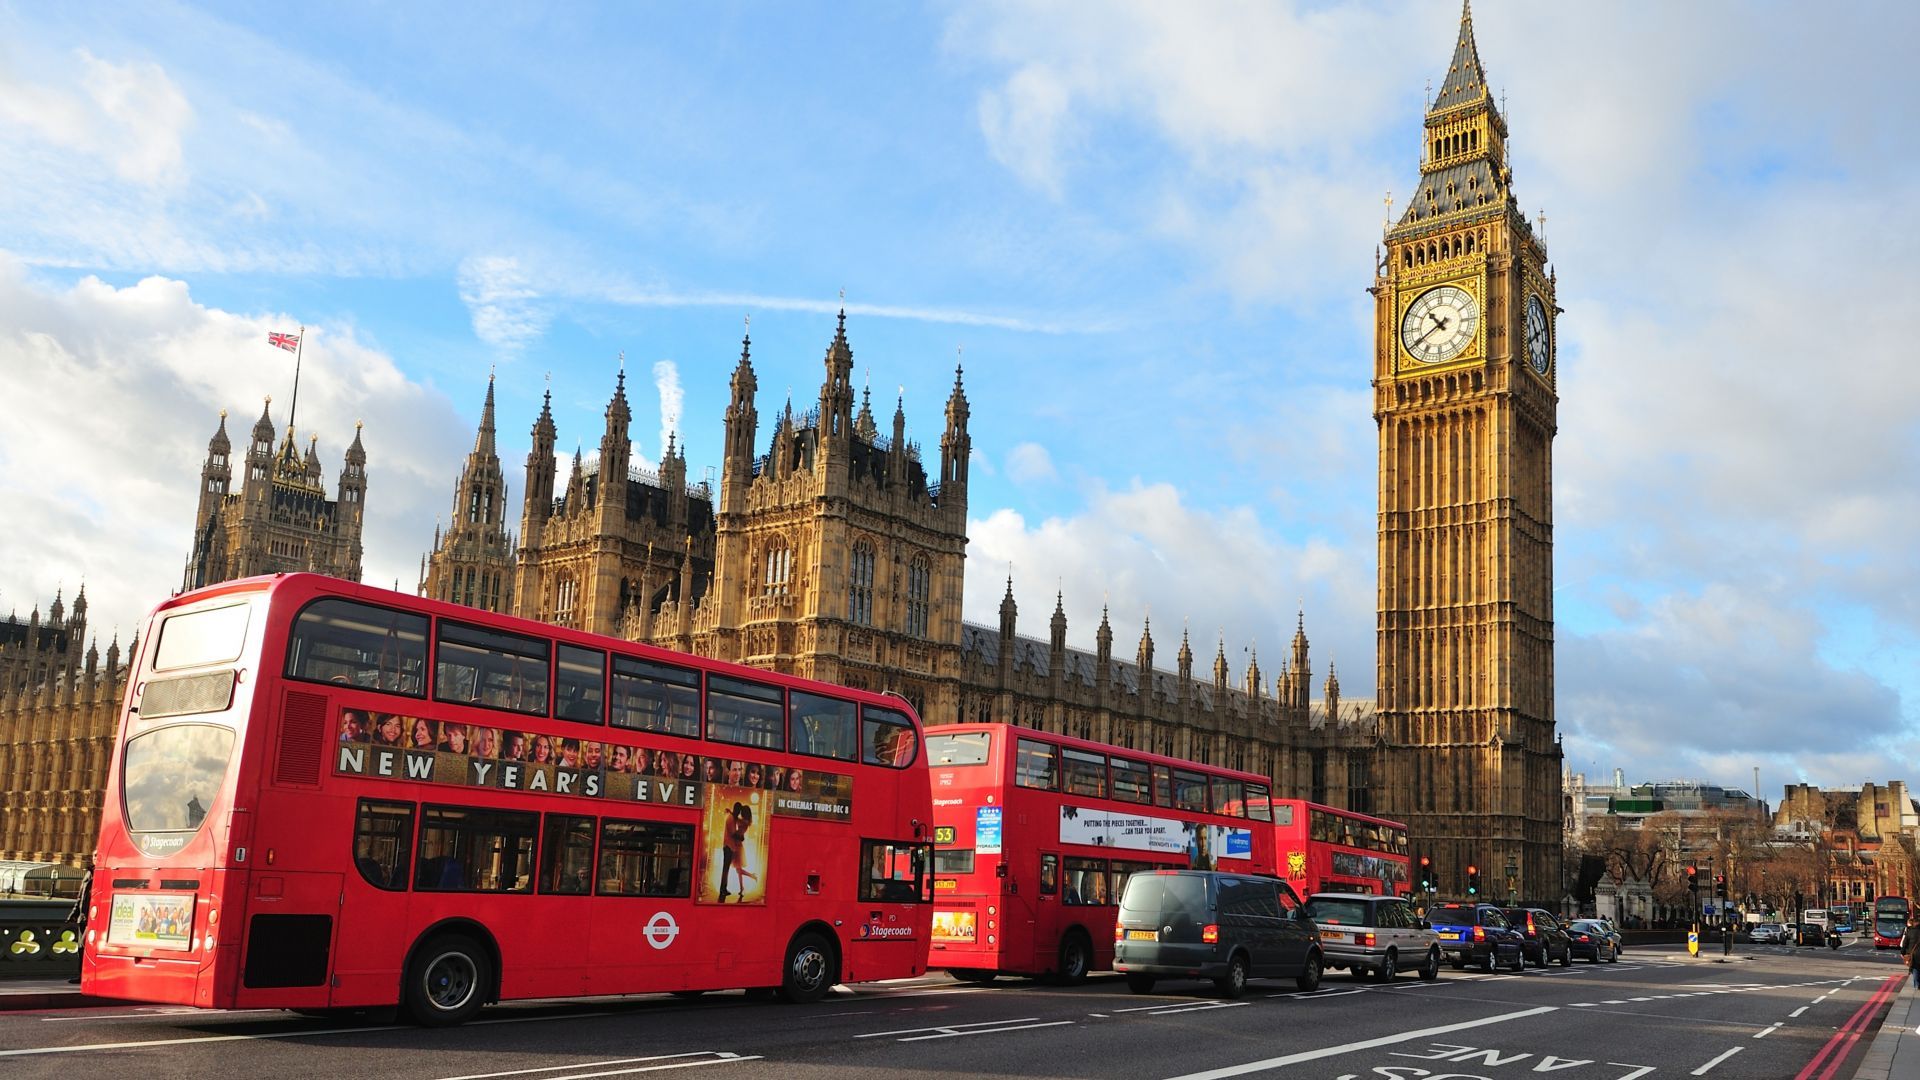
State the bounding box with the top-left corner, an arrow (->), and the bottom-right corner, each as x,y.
1112,870 -> 1323,997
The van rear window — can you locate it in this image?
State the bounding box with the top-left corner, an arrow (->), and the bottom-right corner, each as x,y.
1119,874 -> 1208,919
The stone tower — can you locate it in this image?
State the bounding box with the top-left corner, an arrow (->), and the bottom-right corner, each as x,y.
1372,2 -> 1562,900
420,374 -> 516,612
656,311 -> 970,721
182,399 -> 366,589
511,367 -> 716,635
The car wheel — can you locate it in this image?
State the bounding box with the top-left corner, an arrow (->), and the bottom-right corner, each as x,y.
1215,953 -> 1249,999
1296,950 -> 1324,993
777,932 -> 835,1004
1374,950 -> 1397,983
1482,949 -> 1498,974
1586,948 -> 1599,964
1529,946 -> 1546,968
1558,945 -> 1572,967
1419,948 -> 1440,982
403,934 -> 489,1028
1054,931 -> 1093,986
1126,973 -> 1157,995
1606,947 -> 1619,964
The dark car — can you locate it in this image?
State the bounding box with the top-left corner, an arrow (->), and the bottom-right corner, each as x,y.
1427,902 -> 1525,973
1304,893 -> 1442,983
1501,907 -> 1573,967
1566,919 -> 1619,963
1113,870 -> 1324,997
1796,923 -> 1827,946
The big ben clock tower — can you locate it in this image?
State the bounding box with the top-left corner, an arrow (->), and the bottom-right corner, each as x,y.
1374,2 -> 1562,902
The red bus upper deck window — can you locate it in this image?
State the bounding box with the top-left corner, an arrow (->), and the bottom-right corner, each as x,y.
285,598 -> 427,696
435,621 -> 550,716
708,675 -> 784,751
1169,769 -> 1208,813
153,602 -> 251,671
1062,749 -> 1108,799
862,705 -> 919,769
1243,782 -> 1273,822
1210,777 -> 1246,818
1109,757 -> 1151,804
1014,738 -> 1058,790
610,655 -> 700,738
554,644 -> 605,725
790,691 -> 858,761
925,730 -> 990,767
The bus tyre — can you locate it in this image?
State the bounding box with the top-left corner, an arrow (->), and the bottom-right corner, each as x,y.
1216,953 -> 1249,998
1419,949 -> 1440,981
778,932 -> 835,1004
1125,973 -> 1157,995
1054,932 -> 1092,986
1295,950 -> 1323,993
404,934 -> 488,1028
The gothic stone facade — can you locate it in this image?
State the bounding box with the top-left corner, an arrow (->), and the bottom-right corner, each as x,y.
184,400 -> 367,590
0,588 -> 127,869
1372,4 -> 1563,899
419,376 -> 516,614
501,312 -> 1376,805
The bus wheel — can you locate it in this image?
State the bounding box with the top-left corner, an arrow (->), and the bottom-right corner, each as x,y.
950,969 -> 998,984
404,934 -> 489,1028
1054,931 -> 1093,985
778,932 -> 835,1004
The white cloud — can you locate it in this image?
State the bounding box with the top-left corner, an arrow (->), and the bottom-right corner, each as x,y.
0,49 -> 193,188
1005,441 -> 1057,485
652,359 -> 683,456
0,257 -> 468,636
457,254 -> 550,353
978,65 -> 1075,197
964,482 -> 1372,684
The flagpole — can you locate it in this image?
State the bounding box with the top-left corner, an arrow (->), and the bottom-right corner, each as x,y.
287,324 -> 305,438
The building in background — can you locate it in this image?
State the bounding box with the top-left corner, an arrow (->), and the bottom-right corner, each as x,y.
419,376 -> 516,614
182,401 -> 366,589
0,587 -> 126,873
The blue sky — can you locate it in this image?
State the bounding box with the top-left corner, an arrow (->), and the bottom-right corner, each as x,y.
1,0 -> 1916,796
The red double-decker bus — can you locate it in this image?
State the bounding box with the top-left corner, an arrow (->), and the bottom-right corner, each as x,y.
1267,798 -> 1410,898
923,723 -> 1278,982
84,574 -> 933,1025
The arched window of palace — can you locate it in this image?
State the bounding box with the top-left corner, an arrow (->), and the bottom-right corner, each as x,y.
848,541 -> 875,626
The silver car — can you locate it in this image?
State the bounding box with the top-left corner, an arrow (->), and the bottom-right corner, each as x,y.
1749,923 -> 1785,944
1303,893 -> 1441,982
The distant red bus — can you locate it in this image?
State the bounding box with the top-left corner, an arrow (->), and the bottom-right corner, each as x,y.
84,574 -> 933,1025
923,723 -> 1278,982
1267,799 -> 1411,899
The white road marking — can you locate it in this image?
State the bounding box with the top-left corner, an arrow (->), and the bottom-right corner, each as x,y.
1791,1006 -> 1808,1017
1114,1001 -> 1212,1013
1753,1023 -> 1780,1039
1268,988 -> 1368,1001
854,1016 -> 1075,1042
544,1058 -> 762,1080
1692,1047 -> 1742,1075
1149,1002 -> 1250,1016
437,1054 -> 749,1080
0,1008 -> 615,1058
37,1007 -> 284,1021
1157,1005 -> 1558,1080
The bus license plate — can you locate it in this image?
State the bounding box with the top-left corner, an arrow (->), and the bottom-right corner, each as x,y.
1127,929 -> 1158,941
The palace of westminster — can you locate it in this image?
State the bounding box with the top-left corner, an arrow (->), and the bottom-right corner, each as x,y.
0,5 -> 1564,899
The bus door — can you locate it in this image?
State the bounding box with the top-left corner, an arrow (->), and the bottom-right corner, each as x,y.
234,869 -> 343,1009
1028,850 -> 1059,968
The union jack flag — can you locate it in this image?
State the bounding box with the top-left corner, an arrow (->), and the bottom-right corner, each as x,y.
268,331 -> 300,352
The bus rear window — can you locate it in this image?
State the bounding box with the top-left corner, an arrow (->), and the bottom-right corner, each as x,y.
863,705 -> 918,768
154,603 -> 251,671
285,599 -> 428,696
925,731 -> 990,767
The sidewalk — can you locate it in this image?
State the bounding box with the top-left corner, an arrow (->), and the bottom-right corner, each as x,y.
0,977 -> 128,1010
1855,980 -> 1920,1080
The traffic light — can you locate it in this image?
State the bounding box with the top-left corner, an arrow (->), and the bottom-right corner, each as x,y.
1467,864 -> 1480,896
1418,855 -> 1433,892
1715,874 -> 1727,899
1687,865 -> 1699,890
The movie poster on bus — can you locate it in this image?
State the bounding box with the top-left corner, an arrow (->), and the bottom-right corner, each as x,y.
771,768 -> 853,820
698,777 -> 770,905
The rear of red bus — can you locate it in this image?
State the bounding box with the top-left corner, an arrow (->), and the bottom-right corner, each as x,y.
925,725 -> 1015,979
84,578 -> 281,1009
1270,800 -> 1412,899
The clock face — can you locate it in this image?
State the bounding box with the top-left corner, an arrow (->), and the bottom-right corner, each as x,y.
1525,294 -> 1551,374
1400,285 -> 1480,364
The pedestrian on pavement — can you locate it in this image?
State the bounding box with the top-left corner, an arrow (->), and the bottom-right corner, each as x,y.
1909,926 -> 1920,990
65,857 -> 94,984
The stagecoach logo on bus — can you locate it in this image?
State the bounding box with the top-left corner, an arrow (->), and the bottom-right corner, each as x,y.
334,709 -> 852,821
1057,805 -> 1253,861
856,918 -> 916,941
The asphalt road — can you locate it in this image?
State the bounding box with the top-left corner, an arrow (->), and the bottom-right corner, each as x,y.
0,939 -> 1907,1080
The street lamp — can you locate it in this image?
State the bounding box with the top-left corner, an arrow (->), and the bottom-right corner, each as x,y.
1505,856 -> 1519,905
